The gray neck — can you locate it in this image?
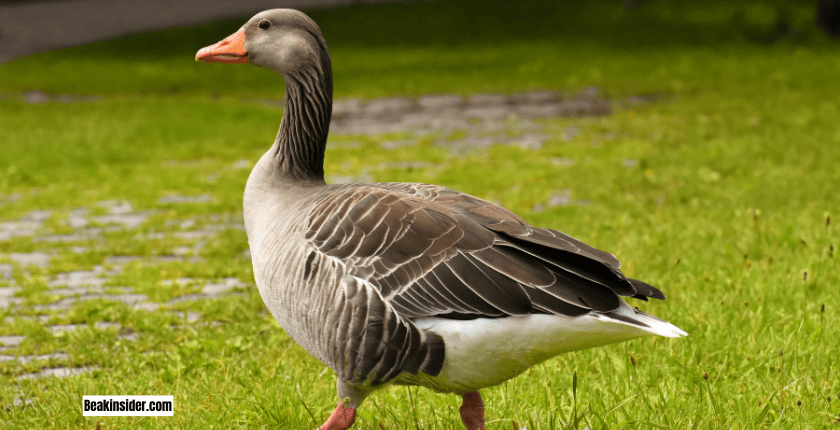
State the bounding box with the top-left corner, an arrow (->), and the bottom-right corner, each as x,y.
273,63 -> 333,182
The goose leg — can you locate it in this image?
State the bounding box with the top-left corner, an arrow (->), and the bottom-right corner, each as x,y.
316,378 -> 371,430
317,402 -> 356,430
459,391 -> 485,430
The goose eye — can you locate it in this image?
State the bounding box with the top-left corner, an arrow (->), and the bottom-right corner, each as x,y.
258,20 -> 271,30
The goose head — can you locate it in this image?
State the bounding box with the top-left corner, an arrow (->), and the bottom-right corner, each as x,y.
196,9 -> 334,182
196,9 -> 330,78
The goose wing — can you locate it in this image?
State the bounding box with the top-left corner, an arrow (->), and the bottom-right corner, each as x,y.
306,182 -> 663,320
303,182 -> 665,384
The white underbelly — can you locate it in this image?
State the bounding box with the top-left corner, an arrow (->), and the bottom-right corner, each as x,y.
410,310 -> 678,393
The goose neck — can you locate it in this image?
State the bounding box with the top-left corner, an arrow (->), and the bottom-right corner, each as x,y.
273,67 -> 333,182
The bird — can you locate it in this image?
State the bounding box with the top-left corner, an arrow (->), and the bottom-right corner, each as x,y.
196,9 -> 686,430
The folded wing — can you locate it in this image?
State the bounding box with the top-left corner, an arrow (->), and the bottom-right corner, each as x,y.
304,183 -> 665,382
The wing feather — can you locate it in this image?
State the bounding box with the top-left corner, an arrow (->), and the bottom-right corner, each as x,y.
628,278 -> 666,300
444,252 -> 532,315
501,237 -> 637,297
526,286 -> 589,316
353,204 -> 390,241
470,246 -> 555,287
428,263 -> 504,316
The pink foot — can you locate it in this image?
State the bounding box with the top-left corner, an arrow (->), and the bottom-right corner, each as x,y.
459,391 -> 485,430
318,402 -> 356,430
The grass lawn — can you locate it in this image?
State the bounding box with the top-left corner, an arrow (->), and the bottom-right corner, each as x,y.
1,0 -> 839,428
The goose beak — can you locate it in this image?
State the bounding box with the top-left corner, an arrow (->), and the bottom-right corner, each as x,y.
196,29 -> 248,64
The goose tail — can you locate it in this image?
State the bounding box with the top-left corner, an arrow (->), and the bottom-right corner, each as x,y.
596,300 -> 688,338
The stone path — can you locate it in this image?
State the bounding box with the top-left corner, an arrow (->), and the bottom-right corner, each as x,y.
13,87 -> 657,154
0,197 -> 249,380
329,87 -> 612,136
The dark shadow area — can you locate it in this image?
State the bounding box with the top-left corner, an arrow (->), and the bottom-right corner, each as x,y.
817,0 -> 840,35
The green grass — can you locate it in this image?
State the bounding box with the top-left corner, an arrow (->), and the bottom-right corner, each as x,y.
1,0 -> 840,428
0,0 -> 833,98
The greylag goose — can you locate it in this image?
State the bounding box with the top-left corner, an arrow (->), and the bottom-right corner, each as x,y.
196,9 -> 686,430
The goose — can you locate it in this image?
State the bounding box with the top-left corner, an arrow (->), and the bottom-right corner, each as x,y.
196,9 -> 686,430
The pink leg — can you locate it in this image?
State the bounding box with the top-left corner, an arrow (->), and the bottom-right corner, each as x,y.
459,391 -> 485,430
318,402 -> 356,430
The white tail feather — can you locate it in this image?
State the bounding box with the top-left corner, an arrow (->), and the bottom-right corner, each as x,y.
599,300 -> 689,338
411,303 -> 686,393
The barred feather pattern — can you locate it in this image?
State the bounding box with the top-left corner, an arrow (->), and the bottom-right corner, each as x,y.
274,45 -> 332,180
248,205 -> 445,388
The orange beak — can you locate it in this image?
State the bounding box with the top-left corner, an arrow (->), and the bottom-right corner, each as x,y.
196,29 -> 248,64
